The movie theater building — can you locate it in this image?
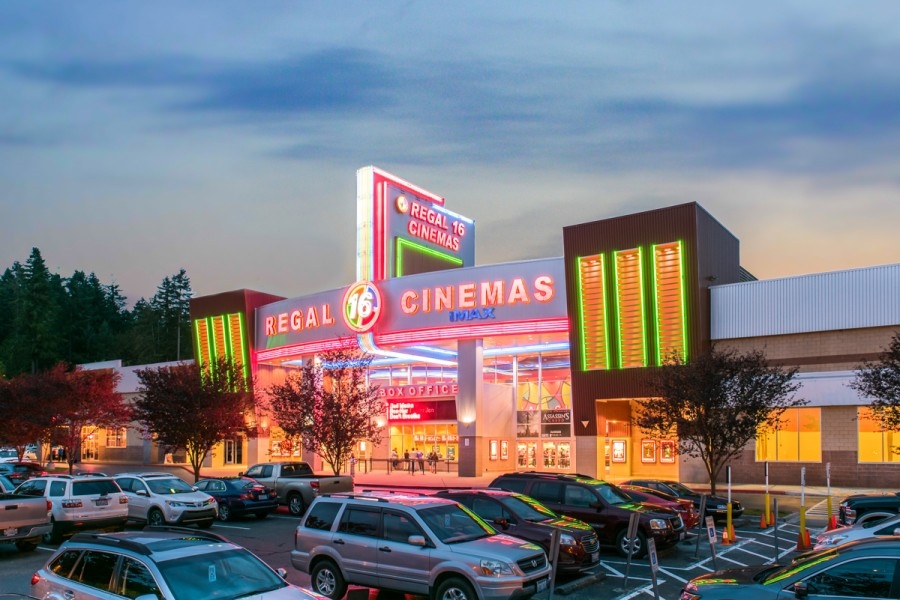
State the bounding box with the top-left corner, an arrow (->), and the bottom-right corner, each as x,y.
188,167 -> 899,487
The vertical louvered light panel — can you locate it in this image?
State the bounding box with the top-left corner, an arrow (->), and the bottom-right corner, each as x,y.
212,316 -> 228,359
194,319 -> 212,366
616,248 -> 646,368
653,241 -> 687,363
228,312 -> 251,379
577,254 -> 609,371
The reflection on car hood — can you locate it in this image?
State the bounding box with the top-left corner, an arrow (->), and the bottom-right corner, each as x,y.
532,516 -> 594,534
449,533 -> 544,559
624,502 -> 677,516
689,564 -> 773,587
250,583 -> 327,599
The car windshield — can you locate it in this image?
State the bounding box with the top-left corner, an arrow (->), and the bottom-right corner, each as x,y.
503,494 -> 558,521
419,504 -> 494,543
593,483 -> 631,505
667,482 -> 695,495
156,548 -> 287,600
758,548 -> 839,584
146,478 -> 195,494
0,449 -> 17,458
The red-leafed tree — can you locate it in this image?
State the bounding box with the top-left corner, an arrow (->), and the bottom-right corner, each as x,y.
266,348 -> 383,476
0,373 -> 59,460
44,363 -> 131,474
134,358 -> 259,482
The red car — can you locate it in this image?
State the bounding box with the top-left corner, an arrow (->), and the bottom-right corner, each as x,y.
620,484 -> 699,530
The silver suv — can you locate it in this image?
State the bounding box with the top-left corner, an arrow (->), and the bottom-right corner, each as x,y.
114,472 -> 217,528
13,475 -> 128,543
291,492 -> 552,600
32,526 -> 323,600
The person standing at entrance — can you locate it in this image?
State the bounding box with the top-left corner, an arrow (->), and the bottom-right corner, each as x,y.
349,453 -> 357,477
406,449 -> 414,474
417,449 -> 425,474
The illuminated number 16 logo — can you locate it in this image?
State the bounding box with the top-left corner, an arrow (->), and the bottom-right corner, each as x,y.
342,281 -> 382,333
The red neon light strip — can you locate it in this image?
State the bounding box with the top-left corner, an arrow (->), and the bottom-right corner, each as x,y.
256,338 -> 357,362
373,166 -> 444,206
374,318 -> 569,345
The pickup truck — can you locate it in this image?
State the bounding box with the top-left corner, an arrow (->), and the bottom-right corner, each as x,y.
0,493 -> 52,552
838,491 -> 900,525
241,462 -> 354,517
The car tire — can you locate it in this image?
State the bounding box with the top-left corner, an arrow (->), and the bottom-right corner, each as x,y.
218,504 -> 232,521
435,576 -> 477,600
16,538 -> 39,552
255,511 -> 270,519
197,519 -> 214,529
147,508 -> 166,527
616,528 -> 647,558
287,493 -> 305,517
43,519 -> 62,545
310,559 -> 347,599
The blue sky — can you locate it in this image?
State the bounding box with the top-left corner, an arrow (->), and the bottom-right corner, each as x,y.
2,2 -> 899,303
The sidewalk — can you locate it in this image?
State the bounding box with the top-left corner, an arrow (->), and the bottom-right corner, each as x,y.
69,460 -> 882,500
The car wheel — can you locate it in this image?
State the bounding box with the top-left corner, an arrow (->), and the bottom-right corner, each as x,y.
16,538 -> 39,552
43,518 -> 62,545
147,508 -> 166,527
616,528 -> 647,558
255,511 -> 270,519
310,559 -> 347,599
197,519 -> 214,529
218,504 -> 232,521
435,576 -> 477,600
287,493 -> 305,516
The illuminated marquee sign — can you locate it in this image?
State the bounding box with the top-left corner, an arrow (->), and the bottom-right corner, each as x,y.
256,287 -> 355,350
387,400 -> 458,422
342,281 -> 382,333
379,383 -> 459,399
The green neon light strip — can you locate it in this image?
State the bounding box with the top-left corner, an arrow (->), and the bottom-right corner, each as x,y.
638,246 -> 647,367
193,318 -> 204,364
395,237 -> 463,276
650,241 -> 688,364
205,316 -> 215,368
613,253 -> 622,369
678,240 -> 688,361
575,257 -> 589,371
651,243 -> 662,366
223,313 -> 234,362
237,312 -> 250,381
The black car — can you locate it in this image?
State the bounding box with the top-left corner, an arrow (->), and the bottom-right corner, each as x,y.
838,491 -> 900,526
680,537 -> 900,600
620,479 -> 743,520
490,472 -> 685,558
0,461 -> 46,485
436,488 -> 601,575
194,476 -> 278,521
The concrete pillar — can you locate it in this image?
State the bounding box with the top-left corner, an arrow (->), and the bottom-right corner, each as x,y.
457,339 -> 484,477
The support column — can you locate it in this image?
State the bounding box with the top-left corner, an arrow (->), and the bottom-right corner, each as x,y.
457,339 -> 483,477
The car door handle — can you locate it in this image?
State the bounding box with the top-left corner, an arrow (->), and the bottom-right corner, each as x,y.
64,592 -> 75,600
333,539 -> 345,545
379,546 -> 392,552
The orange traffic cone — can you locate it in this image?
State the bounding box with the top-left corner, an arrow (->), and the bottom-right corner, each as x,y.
760,513 -> 768,528
796,528 -> 811,551
729,523 -> 737,542
827,514 -> 838,531
721,528 -> 731,546
768,511 -> 775,526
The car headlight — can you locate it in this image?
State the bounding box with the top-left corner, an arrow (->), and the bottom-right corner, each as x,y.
478,559 -> 514,576
560,533 -> 576,546
649,518 -> 669,530
165,500 -> 187,508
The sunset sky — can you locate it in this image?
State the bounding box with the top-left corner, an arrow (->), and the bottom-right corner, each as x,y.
2,2 -> 899,304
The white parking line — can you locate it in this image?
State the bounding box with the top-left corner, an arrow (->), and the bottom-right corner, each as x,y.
212,524 -> 250,530
658,567 -> 687,583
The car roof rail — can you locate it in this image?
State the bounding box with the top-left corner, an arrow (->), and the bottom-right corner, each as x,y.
69,532 -> 153,555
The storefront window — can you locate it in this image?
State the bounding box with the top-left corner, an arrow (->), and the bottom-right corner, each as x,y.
755,407 -> 821,462
857,408 -> 900,463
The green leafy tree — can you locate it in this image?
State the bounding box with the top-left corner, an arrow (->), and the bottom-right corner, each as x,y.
850,331 -> 900,451
633,348 -> 804,494
266,348 -> 384,476
134,358 -> 258,482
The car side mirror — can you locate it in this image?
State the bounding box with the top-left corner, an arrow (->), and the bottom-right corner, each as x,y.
793,581 -> 809,598
277,568 -> 288,580
408,535 -> 427,547
192,486 -> 198,491
493,517 -> 510,530
135,490 -> 148,497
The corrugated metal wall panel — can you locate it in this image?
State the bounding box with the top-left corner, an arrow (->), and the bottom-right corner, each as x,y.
712,263 -> 900,339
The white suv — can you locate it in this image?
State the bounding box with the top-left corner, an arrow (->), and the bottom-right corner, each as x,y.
14,475 -> 128,543
114,472 -> 217,528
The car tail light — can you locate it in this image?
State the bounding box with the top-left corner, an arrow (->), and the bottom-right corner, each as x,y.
239,493 -> 252,500
62,500 -> 82,508
310,481 -> 319,490
46,500 -> 52,511
119,496 -> 128,504
31,573 -> 41,586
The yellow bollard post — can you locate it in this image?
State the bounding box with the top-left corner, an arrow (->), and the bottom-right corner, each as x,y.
764,492 -> 771,527
796,504 -> 810,550
726,503 -> 735,542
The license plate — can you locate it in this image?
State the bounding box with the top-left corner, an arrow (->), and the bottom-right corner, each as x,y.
537,578 -> 548,592
3,527 -> 16,537
96,498 -> 109,506
591,552 -> 599,562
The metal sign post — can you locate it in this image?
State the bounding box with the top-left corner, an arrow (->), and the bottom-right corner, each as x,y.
773,497 -> 780,560
622,512 -> 640,589
547,528 -> 560,600
705,515 -> 718,570
695,495 -> 708,558
647,538 -> 660,600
